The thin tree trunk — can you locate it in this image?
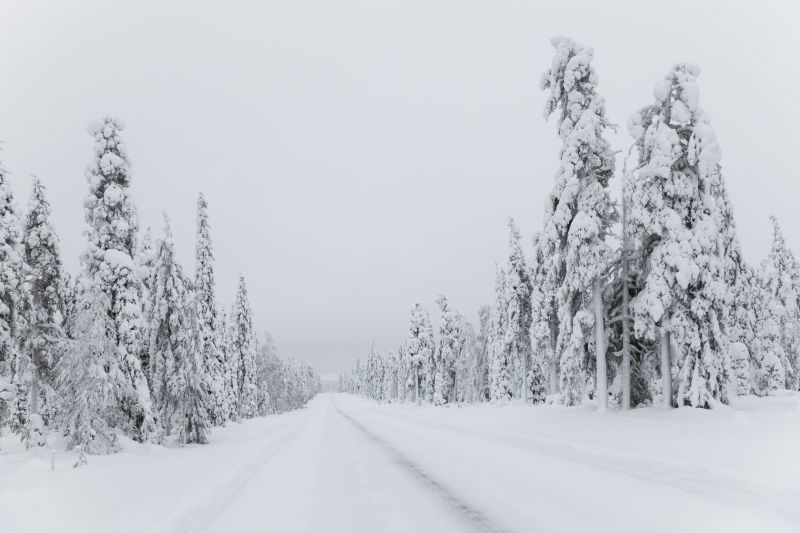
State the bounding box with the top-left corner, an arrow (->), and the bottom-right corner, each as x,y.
620,199 -> 632,411
593,278 -> 607,411
30,348 -> 40,416
521,351 -> 528,403
549,323 -> 559,394
660,320 -> 673,409
414,366 -> 420,406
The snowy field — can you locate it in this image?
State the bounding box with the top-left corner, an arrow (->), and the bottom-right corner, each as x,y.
2,392 -> 799,533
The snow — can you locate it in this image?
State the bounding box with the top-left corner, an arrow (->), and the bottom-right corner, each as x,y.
2,392 -> 798,533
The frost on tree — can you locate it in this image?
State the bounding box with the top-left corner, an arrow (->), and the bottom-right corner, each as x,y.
488,266 -> 512,401
627,64 -> 730,408
759,217 -> 800,391
540,37 -> 615,407
82,117 -> 156,439
55,280 -> 122,454
23,178 -> 65,447
433,295 -> 457,405
0,158 -> 30,440
406,303 -> 434,404
195,193 -> 227,424
148,218 -> 210,443
503,219 -> 542,403
232,274 -> 258,418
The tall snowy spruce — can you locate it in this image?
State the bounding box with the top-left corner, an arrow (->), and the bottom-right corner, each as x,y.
232,274 -> 258,418
82,117 -> 156,439
540,37 -> 615,407
148,218 -> 210,443
488,266 -> 512,401
433,295 -> 457,405
195,193 -> 227,424
0,157 -> 29,440
627,64 -> 730,408
503,219 -> 540,403
22,178 -> 65,447
760,217 -> 800,391
406,303 -> 434,405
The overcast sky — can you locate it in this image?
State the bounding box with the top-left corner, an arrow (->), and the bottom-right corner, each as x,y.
1,1 -> 799,376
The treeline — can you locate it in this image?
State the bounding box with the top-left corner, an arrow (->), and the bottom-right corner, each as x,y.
340,37 -> 800,410
0,117 -> 320,454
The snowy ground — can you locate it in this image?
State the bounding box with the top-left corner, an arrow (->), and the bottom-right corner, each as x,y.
1,393 -> 799,533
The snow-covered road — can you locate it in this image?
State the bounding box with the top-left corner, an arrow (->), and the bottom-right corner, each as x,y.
2,393 -> 798,533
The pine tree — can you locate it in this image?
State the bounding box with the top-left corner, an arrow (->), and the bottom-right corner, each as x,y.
195,193 -> 226,424
541,37 -> 615,407
627,64 -> 730,408
232,274 -> 258,418
22,178 -> 65,447
82,117 -> 156,438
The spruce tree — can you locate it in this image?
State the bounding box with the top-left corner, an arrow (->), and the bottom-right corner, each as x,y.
195,193 -> 226,424
82,117 -> 156,438
503,219 -> 535,402
406,303 -> 433,405
760,217 -> 800,390
22,178 -> 65,446
627,64 -> 730,408
232,274 -> 258,418
433,295 -> 457,405
541,37 -> 615,407
0,158 -> 29,438
488,266 -> 512,401
55,280 -> 121,454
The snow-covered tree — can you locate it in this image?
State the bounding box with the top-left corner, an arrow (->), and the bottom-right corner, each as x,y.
231,274 -> 258,418
55,280 -> 121,454
406,303 -> 434,405
627,64 -> 729,408
541,37 -> 615,407
488,267 -> 512,401
760,217 -> 800,390
148,217 -> 210,443
195,193 -> 226,424
82,117 -> 155,439
503,219 -> 537,402
0,158 -> 29,438
22,178 -> 65,446
433,295 -> 457,405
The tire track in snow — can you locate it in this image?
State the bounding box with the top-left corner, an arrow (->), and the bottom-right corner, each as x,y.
333,398 -> 511,533
171,415 -> 310,533
341,400 -> 800,519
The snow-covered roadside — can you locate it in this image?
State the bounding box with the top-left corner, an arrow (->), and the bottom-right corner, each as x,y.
335,392 -> 800,533
2,393 -> 798,533
0,408 -> 310,533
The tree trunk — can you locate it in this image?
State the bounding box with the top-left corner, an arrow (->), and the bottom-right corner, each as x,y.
660,320 -> 673,409
620,196 -> 632,410
549,323 -> 559,394
414,366 -> 420,406
521,351 -> 528,403
593,278 -> 608,411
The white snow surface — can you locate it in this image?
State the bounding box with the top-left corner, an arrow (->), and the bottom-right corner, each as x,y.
1,393 -> 798,533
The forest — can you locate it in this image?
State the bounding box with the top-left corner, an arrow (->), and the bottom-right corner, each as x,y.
340,37 -> 797,412
0,117 -> 321,455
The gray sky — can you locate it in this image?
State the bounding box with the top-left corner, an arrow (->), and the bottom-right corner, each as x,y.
1,1 -> 799,376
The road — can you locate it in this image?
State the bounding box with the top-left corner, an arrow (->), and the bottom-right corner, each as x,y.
2,393 -> 797,533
